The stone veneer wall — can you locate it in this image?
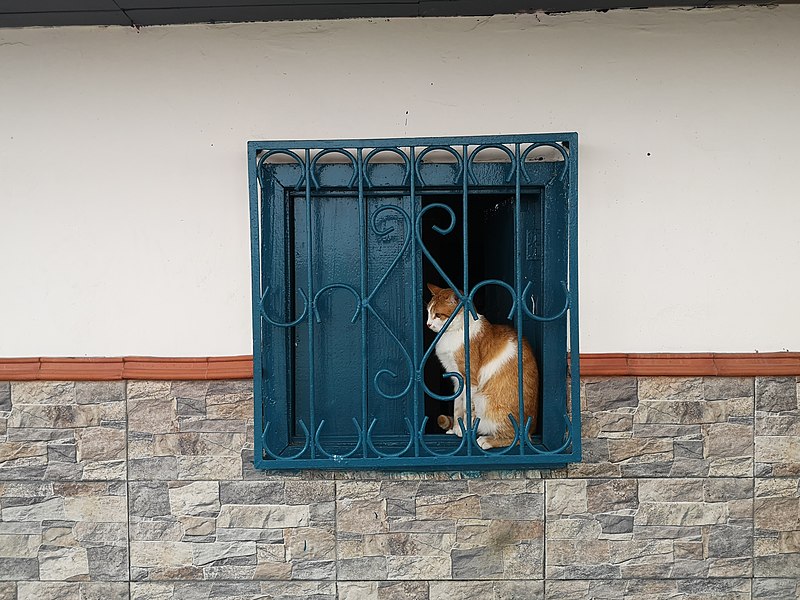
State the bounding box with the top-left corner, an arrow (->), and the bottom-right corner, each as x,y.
0,377 -> 798,600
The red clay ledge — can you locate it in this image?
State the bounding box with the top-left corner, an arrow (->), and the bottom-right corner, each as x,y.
0,353 -> 798,381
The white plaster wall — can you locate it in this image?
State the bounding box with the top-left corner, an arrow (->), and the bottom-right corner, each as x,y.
1,6 -> 799,356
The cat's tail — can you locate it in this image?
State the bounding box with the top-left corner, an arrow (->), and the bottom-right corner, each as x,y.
437,415 -> 455,431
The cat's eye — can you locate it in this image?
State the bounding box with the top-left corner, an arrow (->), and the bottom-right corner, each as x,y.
434,313 -> 446,319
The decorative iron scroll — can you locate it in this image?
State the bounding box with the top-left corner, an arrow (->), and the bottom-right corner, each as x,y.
248,135 -> 580,469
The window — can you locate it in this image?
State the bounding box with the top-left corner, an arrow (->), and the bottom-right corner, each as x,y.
249,135 -> 580,469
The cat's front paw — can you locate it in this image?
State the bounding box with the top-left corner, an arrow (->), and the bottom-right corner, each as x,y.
445,428 -> 456,435
477,436 -> 494,450
452,427 -> 463,438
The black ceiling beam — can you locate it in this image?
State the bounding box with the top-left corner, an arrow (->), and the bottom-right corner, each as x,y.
0,0 -> 794,28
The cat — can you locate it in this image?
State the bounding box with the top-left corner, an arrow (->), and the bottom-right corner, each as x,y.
426,283 -> 539,449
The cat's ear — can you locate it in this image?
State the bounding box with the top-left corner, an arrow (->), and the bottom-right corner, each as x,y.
427,283 -> 443,295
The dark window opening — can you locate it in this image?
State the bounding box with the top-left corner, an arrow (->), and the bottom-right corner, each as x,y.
421,191 -> 543,437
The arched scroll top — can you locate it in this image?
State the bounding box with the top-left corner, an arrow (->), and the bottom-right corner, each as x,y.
261,420 -> 310,460
315,419 -> 363,460
467,144 -> 516,184
415,145 -> 463,187
522,280 -> 570,322
363,148 -> 411,188
365,417 -> 415,458
520,143 -> 570,184
313,283 -> 361,324
417,416 -> 469,457
260,286 -> 308,328
309,148 -> 358,189
257,149 -> 305,189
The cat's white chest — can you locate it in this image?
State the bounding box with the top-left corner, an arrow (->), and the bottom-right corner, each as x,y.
433,318 -> 483,375
434,329 -> 463,374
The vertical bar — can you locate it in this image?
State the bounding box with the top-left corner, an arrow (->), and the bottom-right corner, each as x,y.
514,143 -> 525,455
409,145 -> 420,456
568,136 -> 581,457
461,144 -> 472,455
304,149 -> 316,459
248,143 -> 264,465
357,148 -> 368,458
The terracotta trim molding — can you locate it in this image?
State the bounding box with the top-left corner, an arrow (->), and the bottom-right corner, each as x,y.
0,353 -> 798,381
578,353 -> 800,377
0,356 -> 254,381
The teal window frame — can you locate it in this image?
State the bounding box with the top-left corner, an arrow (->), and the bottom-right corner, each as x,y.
248,134 -> 581,470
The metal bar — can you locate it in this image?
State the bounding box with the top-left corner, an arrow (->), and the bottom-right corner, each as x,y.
357,148 -> 368,458
461,144 -> 472,455
568,137 -> 582,458
304,149 -> 316,459
409,145 -> 420,457
254,451 -> 578,471
250,134 -> 580,151
248,143 -> 264,463
514,143 -> 525,456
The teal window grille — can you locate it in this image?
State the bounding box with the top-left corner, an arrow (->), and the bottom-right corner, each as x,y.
248,134 -> 580,470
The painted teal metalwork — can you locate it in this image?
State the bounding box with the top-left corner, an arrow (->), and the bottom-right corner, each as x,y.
248,134 -> 580,470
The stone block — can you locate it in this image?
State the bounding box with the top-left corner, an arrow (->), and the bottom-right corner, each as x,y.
756,436 -> 800,477
217,504 -> 309,529
585,378 -> 638,412
128,457 -> 178,480
703,377 -> 754,401
450,546 -> 503,579
338,556 -> 389,580
634,501 -> 728,526
587,479 -> 638,512
38,546 -> 89,580
495,580 -> 545,600
74,382 -> 125,405
219,480 -> 284,505
74,427 -> 125,462
128,399 -> 177,435
340,581 -> 429,600
337,498 -> 388,534
756,377 -> 798,412
754,477 -> 800,578
429,581 -> 494,600
285,479 -> 336,504
285,527 -> 336,561
191,541 -> 257,567
752,578 -> 800,600
12,383 -> 75,406
176,455 -> 243,480
129,482 -> 171,518
168,480 -> 220,516
503,540 -> 543,578
479,492 -> 542,520
386,555 -> 450,580
0,557 -> 39,580
638,377 -> 704,402
0,382 -> 11,412
546,480 -> 587,515
24,582 -> 127,600
291,559 -> 336,579
130,541 -> 194,569
86,545 -> 128,580
63,494 -> 126,523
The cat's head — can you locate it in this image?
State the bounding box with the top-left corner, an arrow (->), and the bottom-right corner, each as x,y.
426,283 -> 460,332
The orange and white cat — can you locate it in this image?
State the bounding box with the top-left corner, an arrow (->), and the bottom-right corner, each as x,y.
426,283 -> 539,449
